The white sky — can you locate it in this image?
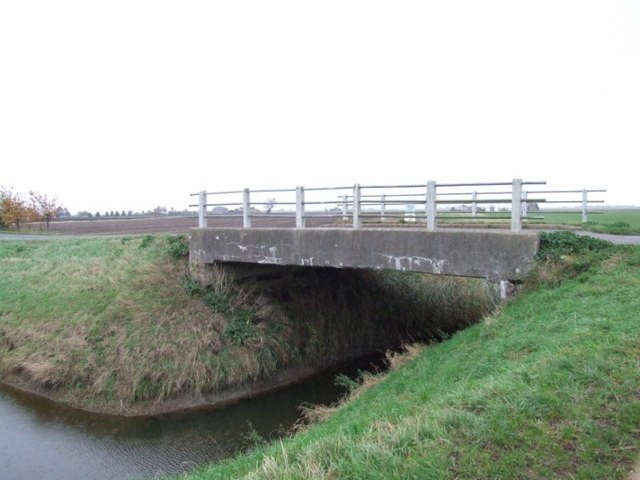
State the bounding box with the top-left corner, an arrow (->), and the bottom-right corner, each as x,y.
1,1 -> 639,214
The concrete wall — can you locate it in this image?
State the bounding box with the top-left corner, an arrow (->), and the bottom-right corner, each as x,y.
190,228 -> 540,282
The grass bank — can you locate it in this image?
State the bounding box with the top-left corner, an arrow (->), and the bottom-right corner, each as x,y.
181,233 -> 640,479
0,235 -> 496,415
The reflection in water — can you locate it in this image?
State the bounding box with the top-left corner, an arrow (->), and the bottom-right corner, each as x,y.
0,356 -> 381,480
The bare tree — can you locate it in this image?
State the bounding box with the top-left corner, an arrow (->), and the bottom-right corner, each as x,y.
29,191 -> 63,231
264,197 -> 276,214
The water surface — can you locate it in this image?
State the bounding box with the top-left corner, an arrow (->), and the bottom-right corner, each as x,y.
0,357 -> 380,480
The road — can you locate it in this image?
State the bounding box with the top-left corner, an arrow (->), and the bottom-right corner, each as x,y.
573,230 -> 640,245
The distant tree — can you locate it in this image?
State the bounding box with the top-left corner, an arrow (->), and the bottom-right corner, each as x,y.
104,211 -> 110,217
0,189 -> 6,229
0,189 -> 7,229
115,211 -> 120,217
264,197 -> 276,214
29,191 -> 63,231
95,212 -> 101,218
0,187 -> 33,231
110,211 -> 115,217
152,206 -> 167,215
121,210 -> 126,217
127,210 -> 133,216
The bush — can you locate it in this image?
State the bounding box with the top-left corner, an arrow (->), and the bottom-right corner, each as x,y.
224,310 -> 258,346
165,234 -> 189,259
536,231 -> 612,261
139,234 -> 155,248
205,290 -> 233,314
183,277 -> 203,296
528,232 -> 615,288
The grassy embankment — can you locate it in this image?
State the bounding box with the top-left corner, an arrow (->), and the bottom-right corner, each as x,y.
0,235 -> 496,414
181,232 -> 640,479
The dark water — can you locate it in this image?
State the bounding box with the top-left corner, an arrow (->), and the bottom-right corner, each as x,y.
0,357 -> 381,480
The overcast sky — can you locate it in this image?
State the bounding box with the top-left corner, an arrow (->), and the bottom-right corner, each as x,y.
1,1 -> 639,214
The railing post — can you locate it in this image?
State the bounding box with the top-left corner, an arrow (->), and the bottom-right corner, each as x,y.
342,195 -> 348,222
426,181 -> 436,231
380,193 -> 386,222
198,190 -> 207,228
424,190 -> 428,223
471,191 -> 478,218
296,186 -> 306,228
353,184 -> 361,229
511,178 -> 522,232
243,188 -> 252,228
522,191 -> 528,218
582,189 -> 588,223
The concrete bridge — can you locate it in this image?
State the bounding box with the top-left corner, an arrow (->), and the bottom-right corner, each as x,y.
187,179 -> 603,292
189,227 -> 540,289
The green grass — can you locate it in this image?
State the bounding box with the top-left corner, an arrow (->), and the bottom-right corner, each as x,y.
0,235 -> 225,409
0,236 -> 496,414
180,236 -> 640,479
534,209 -> 640,234
368,209 -> 640,234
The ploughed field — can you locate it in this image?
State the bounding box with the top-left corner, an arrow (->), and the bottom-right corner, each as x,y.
18,209 -> 640,236
29,214 -> 335,235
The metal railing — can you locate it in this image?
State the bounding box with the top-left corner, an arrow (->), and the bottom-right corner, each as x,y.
522,189 -> 606,223
190,180 -> 605,232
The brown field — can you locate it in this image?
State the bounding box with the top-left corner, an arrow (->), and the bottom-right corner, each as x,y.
23,214 -> 337,236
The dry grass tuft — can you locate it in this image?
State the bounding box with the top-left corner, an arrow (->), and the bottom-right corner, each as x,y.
15,356 -> 58,387
602,253 -> 624,271
385,343 -> 426,371
298,343 -> 427,430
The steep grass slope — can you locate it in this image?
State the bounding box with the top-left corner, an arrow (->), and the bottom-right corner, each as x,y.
0,235 -> 496,414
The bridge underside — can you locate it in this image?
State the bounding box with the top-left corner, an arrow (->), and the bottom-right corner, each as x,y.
189,228 -> 540,283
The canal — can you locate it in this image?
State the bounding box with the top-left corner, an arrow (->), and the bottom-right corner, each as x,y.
0,357 -> 380,480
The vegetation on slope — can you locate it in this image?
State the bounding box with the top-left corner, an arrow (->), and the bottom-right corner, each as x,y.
182,233 -> 640,479
0,235 -> 496,414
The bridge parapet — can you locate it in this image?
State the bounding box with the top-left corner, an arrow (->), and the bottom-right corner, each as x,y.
190,180 -> 605,232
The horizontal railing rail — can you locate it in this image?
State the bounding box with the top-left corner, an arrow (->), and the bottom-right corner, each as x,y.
190,180 -> 605,232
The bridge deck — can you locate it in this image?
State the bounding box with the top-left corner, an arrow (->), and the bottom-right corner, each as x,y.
189,227 -> 540,282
